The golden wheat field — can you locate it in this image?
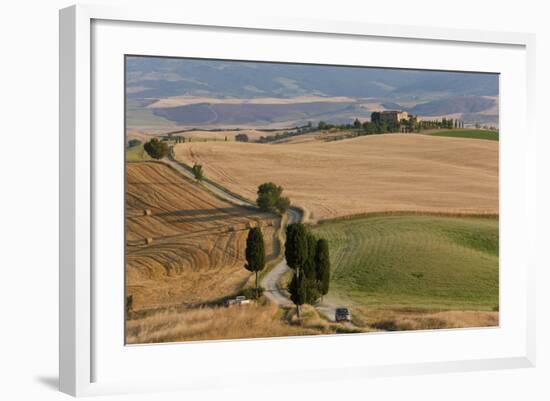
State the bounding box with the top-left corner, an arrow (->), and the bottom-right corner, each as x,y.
126,128 -> 287,143
174,134 -> 498,221
125,162 -> 280,312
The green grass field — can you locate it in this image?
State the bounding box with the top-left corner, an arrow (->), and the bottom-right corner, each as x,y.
311,215 -> 499,311
425,129 -> 499,141
126,144 -> 152,162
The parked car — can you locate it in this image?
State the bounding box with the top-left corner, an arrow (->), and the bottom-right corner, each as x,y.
335,307 -> 351,322
224,299 -> 237,307
224,296 -> 251,307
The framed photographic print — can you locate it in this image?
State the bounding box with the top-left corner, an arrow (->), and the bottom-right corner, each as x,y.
59,4 -> 536,397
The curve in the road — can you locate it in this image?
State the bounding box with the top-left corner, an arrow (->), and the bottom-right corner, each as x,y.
161,153 -> 357,328
260,207 -> 301,307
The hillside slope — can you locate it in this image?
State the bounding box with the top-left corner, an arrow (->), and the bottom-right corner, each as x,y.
174,134 -> 498,221
311,215 -> 499,311
125,162 -> 279,311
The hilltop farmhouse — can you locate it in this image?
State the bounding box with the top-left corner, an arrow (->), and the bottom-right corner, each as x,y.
379,110 -> 410,124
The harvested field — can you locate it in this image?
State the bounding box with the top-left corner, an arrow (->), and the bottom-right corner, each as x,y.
125,162 -> 280,311
174,133 -> 498,221
173,129 -> 287,142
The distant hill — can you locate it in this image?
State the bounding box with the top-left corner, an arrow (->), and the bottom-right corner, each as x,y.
126,57 -> 499,130
126,57 -> 498,100
407,96 -> 496,116
152,101 -> 353,125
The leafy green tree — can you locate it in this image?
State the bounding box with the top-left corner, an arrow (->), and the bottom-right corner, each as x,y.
315,239 -> 331,300
192,163 -> 204,181
257,182 -> 289,214
275,196 -> 290,214
353,118 -> 361,129
244,227 -> 266,298
257,182 -> 281,211
143,138 -> 169,159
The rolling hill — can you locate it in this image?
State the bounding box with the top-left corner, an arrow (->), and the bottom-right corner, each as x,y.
174,134 -> 499,221
126,56 -> 499,130
125,162 -> 280,312
311,215 -> 499,311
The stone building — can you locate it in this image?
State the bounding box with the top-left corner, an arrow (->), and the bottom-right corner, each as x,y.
379,110 -> 409,123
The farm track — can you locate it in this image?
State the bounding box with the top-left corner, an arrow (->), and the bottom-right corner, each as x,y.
162,154 -> 357,327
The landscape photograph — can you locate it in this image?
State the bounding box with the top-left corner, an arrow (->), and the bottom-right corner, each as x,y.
124,56 -> 499,344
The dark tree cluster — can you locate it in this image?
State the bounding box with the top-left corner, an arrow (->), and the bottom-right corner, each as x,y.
256,182 -> 290,215
285,223 -> 331,317
235,133 -> 249,142
419,118 -> 464,130
257,123 -> 315,143
143,138 -> 169,160
316,114 -> 467,140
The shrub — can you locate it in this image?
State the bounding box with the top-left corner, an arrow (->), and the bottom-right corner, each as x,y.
240,286 -> 264,300
191,163 -> 204,181
128,139 -> 142,148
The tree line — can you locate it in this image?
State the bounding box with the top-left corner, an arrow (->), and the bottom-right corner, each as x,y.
286,223 -> 330,317
243,221 -> 331,317
244,183 -> 331,318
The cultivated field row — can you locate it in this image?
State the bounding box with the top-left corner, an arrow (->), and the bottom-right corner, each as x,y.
125,162 -> 280,312
174,133 -> 499,222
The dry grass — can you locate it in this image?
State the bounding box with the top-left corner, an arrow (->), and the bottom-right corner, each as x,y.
126,302 -> 495,344
125,162 -> 280,311
174,134 -> 498,221
351,307 -> 499,331
126,303 -> 345,344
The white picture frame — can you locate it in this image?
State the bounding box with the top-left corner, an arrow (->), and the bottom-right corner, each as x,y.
59,4 -> 536,397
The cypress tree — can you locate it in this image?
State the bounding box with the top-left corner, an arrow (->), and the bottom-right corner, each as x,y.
288,271 -> 306,318
303,233 -> 317,278
285,223 -> 309,272
244,227 -> 266,298
315,239 -> 331,299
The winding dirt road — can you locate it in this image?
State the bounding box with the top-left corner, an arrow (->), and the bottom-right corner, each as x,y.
260,208 -> 301,307
162,152 -> 356,327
